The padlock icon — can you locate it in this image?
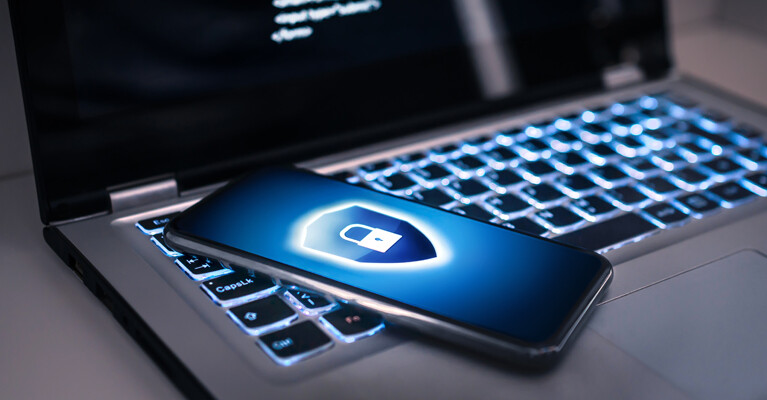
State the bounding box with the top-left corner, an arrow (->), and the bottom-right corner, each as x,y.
339,224 -> 402,253
302,205 -> 437,264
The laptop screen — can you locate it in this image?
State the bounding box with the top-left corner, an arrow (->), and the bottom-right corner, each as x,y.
10,0 -> 668,222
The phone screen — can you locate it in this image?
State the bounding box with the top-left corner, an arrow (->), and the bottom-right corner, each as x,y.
170,168 -> 608,345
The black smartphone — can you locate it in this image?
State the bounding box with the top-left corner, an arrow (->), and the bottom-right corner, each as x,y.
165,167 -> 612,366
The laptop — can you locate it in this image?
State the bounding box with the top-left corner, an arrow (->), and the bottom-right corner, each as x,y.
10,0 -> 767,398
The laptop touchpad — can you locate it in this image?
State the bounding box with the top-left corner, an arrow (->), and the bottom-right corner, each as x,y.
589,250 -> 767,400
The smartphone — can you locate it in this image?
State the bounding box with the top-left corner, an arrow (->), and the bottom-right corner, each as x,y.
165,167 -> 612,366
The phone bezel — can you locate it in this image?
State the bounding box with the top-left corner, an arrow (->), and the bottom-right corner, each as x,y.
164,166 -> 613,364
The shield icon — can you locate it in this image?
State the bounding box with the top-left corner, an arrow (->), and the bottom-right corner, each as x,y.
302,205 -> 437,264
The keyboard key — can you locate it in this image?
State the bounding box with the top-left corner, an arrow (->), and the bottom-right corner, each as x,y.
587,165 -> 630,189
412,188 -> 453,207
663,93 -> 698,118
668,167 -> 712,191
693,130 -> 735,153
701,157 -> 744,181
496,129 -> 524,145
555,213 -> 658,252
674,193 -> 720,218
175,255 -> 231,281
518,160 -> 556,183
620,157 -> 660,179
150,234 -> 184,257
483,147 -> 519,166
571,196 -> 618,221
513,138 -> 552,161
732,148 -> 767,171
609,136 -> 648,158
520,183 -> 566,208
432,143 -> 460,155
319,304 -> 385,343
666,121 -> 696,142
486,193 -> 531,216
554,117 -> 577,131
258,321 -> 333,366
581,106 -> 609,123
637,177 -> 682,201
550,151 -> 590,174
650,150 -> 687,171
606,115 -> 642,137
284,288 -> 336,315
676,120 -> 715,137
448,178 -> 491,198
553,173 -> 598,198
413,164 -> 452,181
636,116 -> 666,134
463,135 -> 494,149
708,182 -> 756,208
452,204 -> 495,221
742,172 -> 767,196
546,130 -> 582,152
582,144 -> 619,166
535,206 -> 585,233
642,203 -> 690,229
629,106 -> 660,121
633,106 -> 665,121
201,271 -> 278,307
228,295 -> 297,335
676,141 -> 714,163
136,212 -> 179,235
451,155 -> 486,172
461,135 -> 495,155
485,169 -> 524,187
374,173 -> 417,191
578,123 -> 611,144
504,217 -> 548,236
637,105 -> 667,118
638,128 -> 675,150
610,100 -> 635,116
430,144 -> 461,163
523,122 -> 549,138
604,186 -> 653,210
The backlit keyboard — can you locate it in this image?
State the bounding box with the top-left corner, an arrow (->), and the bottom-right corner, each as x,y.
334,92 -> 767,253
137,216 -> 385,367
136,91 -> 767,367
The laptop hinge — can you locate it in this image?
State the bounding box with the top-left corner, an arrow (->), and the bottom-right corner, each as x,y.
108,177 -> 179,213
602,63 -> 645,89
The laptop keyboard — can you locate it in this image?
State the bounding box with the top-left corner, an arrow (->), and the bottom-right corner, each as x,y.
334,92 -> 767,252
137,214 -> 385,367
135,91 -> 767,367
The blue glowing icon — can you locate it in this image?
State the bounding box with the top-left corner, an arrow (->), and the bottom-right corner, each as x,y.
302,205 -> 437,263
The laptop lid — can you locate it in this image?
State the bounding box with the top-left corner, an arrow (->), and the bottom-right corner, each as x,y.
9,0 -> 669,224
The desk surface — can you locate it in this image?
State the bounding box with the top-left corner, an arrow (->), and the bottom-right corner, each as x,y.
2,2 -> 767,399
0,175 -> 183,399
